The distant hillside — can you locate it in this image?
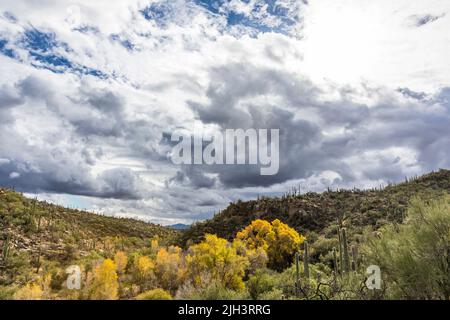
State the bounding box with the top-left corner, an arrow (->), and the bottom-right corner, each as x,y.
167,223 -> 190,230
180,169 -> 450,246
0,188 -> 178,265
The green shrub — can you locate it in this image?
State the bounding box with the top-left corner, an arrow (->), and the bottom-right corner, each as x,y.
246,269 -> 277,300
364,196 -> 450,299
176,280 -> 249,300
136,288 -> 172,300
257,288 -> 284,300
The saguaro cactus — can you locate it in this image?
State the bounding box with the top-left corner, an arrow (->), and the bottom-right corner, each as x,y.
303,241 -> 310,279
351,245 -> 358,272
332,247 -> 339,275
295,251 -> 301,296
341,228 -> 350,273
2,233 -> 11,264
337,226 -> 343,274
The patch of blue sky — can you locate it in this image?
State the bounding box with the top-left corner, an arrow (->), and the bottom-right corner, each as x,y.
110,34 -> 136,51
23,28 -> 63,52
18,28 -> 107,78
141,2 -> 175,28
0,38 -> 16,58
194,0 -> 228,14
62,194 -> 91,211
193,0 -> 299,34
226,12 -> 272,33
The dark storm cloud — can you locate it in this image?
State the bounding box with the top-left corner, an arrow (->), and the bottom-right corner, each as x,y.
0,76 -> 147,200
182,63 -> 450,189
168,165 -> 217,189
0,132 -> 145,200
185,64 -> 356,187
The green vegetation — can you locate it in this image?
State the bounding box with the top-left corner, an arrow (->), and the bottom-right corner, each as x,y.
0,169 -> 449,300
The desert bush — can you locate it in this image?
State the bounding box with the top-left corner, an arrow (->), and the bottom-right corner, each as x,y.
13,283 -> 43,300
257,288 -> 284,300
246,269 -> 277,300
176,278 -> 249,300
135,288 -> 172,300
364,196 -> 450,299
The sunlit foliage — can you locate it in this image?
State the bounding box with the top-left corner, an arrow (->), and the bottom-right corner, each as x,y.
236,219 -> 305,270
88,259 -> 119,300
186,234 -> 249,290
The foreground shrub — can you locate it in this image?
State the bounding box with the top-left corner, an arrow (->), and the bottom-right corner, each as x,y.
176,279 -> 249,300
246,269 -> 277,300
13,283 -> 43,300
136,288 -> 172,300
365,196 -> 450,299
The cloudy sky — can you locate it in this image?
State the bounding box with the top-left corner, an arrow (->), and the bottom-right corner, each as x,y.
0,0 -> 449,225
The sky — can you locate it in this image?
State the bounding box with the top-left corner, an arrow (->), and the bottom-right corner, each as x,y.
0,0 -> 449,225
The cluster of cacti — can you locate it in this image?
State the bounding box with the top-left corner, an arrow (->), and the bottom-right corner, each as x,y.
333,225 -> 359,275
294,240 -> 312,297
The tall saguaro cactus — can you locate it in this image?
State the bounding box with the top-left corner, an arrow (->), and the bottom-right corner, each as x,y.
351,245 -> 358,272
295,251 -> 301,296
337,225 -> 343,274
332,247 -> 339,275
341,228 -> 351,273
303,240 -> 310,279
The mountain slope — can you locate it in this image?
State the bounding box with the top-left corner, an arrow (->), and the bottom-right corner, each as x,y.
180,169 -> 450,246
0,188 -> 178,265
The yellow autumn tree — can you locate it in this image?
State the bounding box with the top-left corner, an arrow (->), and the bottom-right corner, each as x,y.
236,219 -> 305,270
154,246 -> 186,292
89,259 -> 119,300
186,234 -> 249,290
150,238 -> 159,254
132,255 -> 155,291
114,251 -> 128,274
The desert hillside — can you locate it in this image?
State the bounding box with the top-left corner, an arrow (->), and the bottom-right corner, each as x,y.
0,189 -> 178,266
180,169 -> 450,246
